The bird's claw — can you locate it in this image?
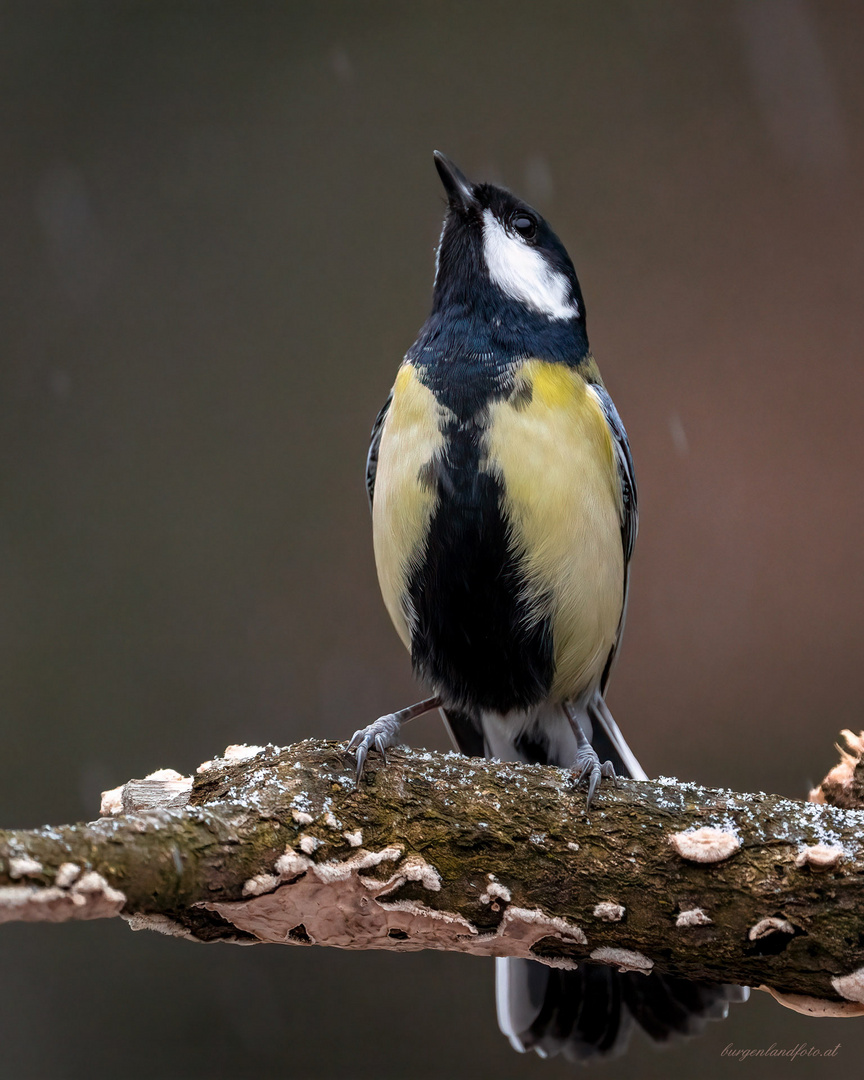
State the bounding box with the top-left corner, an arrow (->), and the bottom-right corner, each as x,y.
573,747 -> 616,809
347,714 -> 402,783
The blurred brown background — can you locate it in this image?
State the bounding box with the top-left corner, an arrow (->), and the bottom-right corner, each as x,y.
1,1 -> 862,1077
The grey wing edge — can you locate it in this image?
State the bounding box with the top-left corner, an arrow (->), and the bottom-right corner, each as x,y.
365,390 -> 393,511
591,385 -> 638,692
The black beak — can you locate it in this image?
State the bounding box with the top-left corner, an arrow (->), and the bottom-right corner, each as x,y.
433,151 -> 475,210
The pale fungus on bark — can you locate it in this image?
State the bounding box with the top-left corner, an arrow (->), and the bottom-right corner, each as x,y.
758,985 -> 864,1018
100,768 -> 193,815
808,729 -> 864,807
676,907 -> 712,928
222,744 -> 268,763
590,946 -> 653,974
195,742 -> 269,775
54,863 -> 81,889
8,856 -> 43,879
669,826 -> 740,863
480,876 -> 512,905
3,735 -> 864,1012
748,917 -> 795,941
274,849 -> 313,880
99,784 -> 125,816
831,967 -> 864,1005
592,901 -> 625,922
399,855 -> 442,892
200,839 -> 588,969
123,912 -> 194,939
242,873 -> 281,897
0,869 -> 125,925
795,844 -> 844,871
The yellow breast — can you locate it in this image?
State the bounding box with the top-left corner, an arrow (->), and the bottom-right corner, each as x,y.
371,364 -> 450,648
484,360 -> 624,700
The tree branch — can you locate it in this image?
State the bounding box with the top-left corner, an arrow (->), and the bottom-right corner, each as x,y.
3,736 -> 864,1017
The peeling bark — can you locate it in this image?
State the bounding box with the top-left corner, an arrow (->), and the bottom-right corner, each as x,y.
2,736 -> 864,1012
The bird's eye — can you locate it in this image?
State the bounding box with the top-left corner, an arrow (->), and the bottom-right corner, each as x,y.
510,212 -> 538,239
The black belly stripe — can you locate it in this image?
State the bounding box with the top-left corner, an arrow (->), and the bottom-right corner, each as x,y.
407,417 -> 555,714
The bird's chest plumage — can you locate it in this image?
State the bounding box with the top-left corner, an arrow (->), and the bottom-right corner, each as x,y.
372,358 -> 623,713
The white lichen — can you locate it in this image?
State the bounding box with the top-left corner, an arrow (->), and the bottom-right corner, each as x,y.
322,812 -> 340,830
669,827 -> 740,863
831,966 -> 864,1004
748,917 -> 794,941
795,844 -> 844,871
590,946 -> 653,974
676,907 -> 712,928
593,902 -> 625,922
567,842 -> 580,852
9,856 -> 43,879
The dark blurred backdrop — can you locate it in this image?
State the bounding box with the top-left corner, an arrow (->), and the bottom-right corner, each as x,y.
1,2 -> 863,1077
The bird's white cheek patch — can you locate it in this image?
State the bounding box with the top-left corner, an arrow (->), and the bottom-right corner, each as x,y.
482,210 -> 579,321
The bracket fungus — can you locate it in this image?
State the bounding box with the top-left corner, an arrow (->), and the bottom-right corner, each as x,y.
669,827 -> 740,863
795,844 -> 844,871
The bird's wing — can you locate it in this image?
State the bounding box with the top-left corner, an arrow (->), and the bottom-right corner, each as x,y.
590,384 -> 638,562
588,384 -> 638,690
365,390 -> 393,511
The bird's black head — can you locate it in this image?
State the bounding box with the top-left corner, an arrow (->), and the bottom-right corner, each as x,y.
428,152 -> 587,355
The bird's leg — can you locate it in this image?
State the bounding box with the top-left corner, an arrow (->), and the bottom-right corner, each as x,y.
347,696 -> 442,783
563,702 -> 616,809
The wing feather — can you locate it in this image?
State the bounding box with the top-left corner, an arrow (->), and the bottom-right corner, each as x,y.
365,391 -> 393,511
588,384 -> 638,690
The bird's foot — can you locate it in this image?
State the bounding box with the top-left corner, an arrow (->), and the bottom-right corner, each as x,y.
347,714 -> 403,783
573,745 -> 616,809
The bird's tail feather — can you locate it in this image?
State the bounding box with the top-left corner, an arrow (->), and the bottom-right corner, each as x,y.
498,960 -> 750,1062
440,693 -> 749,1062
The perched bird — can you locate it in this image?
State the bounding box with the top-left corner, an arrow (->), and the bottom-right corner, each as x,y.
350,152 -> 747,1061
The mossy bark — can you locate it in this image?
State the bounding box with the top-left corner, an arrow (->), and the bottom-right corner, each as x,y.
2,739 -> 864,1003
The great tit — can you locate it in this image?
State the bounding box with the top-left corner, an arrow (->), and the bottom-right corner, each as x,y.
350,152 -> 748,1061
